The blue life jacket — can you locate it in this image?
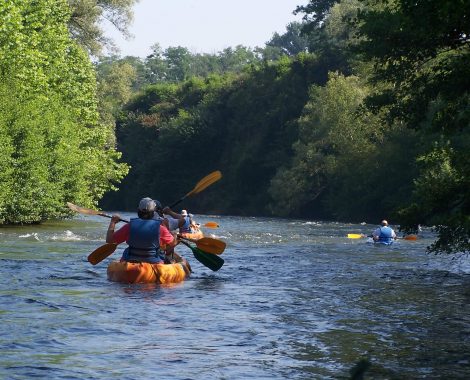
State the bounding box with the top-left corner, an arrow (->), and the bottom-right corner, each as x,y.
179,216 -> 193,234
123,218 -> 163,263
377,226 -> 394,245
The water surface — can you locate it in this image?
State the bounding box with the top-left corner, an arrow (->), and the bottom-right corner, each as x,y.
1,214 -> 469,379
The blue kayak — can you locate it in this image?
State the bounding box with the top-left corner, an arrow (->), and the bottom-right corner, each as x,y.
366,237 -> 394,245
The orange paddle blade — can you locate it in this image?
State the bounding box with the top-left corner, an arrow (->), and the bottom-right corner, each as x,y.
169,171 -> 222,208
179,236 -> 226,255
187,170 -> 222,197
202,222 -> 219,229
195,237 -> 226,255
403,234 -> 418,240
87,243 -> 117,265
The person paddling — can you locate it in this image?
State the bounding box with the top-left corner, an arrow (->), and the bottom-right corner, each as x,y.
179,209 -> 200,234
162,206 -> 185,233
106,197 -> 189,270
372,220 -> 397,245
163,208 -> 200,235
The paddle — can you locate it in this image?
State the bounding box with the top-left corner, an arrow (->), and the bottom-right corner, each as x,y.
68,171 -> 221,223
68,203 -> 220,231
347,233 -> 418,241
67,202 -> 129,223
179,236 -> 226,255
169,170 -> 222,208
400,234 -> 418,241
179,240 -> 224,271
88,243 -> 117,265
202,221 -> 219,229
347,233 -> 365,239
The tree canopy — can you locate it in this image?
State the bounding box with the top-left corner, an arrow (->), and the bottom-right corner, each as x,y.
67,0 -> 137,56
0,0 -> 128,223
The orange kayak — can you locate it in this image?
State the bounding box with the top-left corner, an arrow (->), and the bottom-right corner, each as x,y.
107,261 -> 189,284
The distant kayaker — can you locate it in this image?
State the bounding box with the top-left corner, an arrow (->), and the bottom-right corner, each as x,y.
179,209 -> 200,234
372,220 -> 397,245
106,197 -> 186,266
163,208 -> 198,233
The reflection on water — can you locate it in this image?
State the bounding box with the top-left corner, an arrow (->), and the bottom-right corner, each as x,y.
0,215 -> 469,379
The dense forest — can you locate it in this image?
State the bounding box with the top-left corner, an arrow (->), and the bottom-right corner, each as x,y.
0,0 -> 468,254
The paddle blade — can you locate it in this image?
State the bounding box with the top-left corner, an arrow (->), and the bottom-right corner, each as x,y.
180,240 -> 224,271
192,246 -> 224,271
347,233 -> 364,239
67,202 -> 129,223
202,222 -> 219,229
403,234 -> 418,241
87,243 -> 117,265
169,171 -> 222,208
186,170 -> 222,197
67,202 -> 101,216
195,237 -> 226,255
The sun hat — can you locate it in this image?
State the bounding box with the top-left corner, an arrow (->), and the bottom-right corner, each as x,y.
181,209 -> 188,216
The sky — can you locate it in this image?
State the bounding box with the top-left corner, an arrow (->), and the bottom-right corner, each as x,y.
103,0 -> 308,57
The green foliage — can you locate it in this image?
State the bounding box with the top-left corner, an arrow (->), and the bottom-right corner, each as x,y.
263,22 -> 311,58
102,54 -> 324,214
295,0 -> 341,31
353,0 -> 470,253
141,44 -> 261,84
96,57 -> 138,144
357,0 -> 470,130
67,0 -> 137,56
0,1 -> 128,224
399,137 -> 470,254
268,64 -> 422,221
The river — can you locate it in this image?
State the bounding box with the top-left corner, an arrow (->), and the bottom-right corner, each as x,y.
1,214 -> 469,379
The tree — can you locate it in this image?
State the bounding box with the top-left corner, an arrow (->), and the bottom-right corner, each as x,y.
354,0 -> 470,253
265,22 -> 311,57
0,0 -> 128,223
269,72 -> 379,218
67,0 -> 137,56
163,46 -> 192,82
294,0 -> 341,31
144,43 -> 169,83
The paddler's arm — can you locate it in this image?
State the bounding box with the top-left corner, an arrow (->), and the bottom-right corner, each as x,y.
160,225 -> 178,252
163,206 -> 185,228
106,214 -> 123,243
160,225 -> 179,263
372,228 -> 380,241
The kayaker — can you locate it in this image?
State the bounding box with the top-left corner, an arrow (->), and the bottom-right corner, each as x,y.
162,206 -> 185,233
372,220 -> 397,245
106,197 -> 185,265
179,209 -> 200,234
